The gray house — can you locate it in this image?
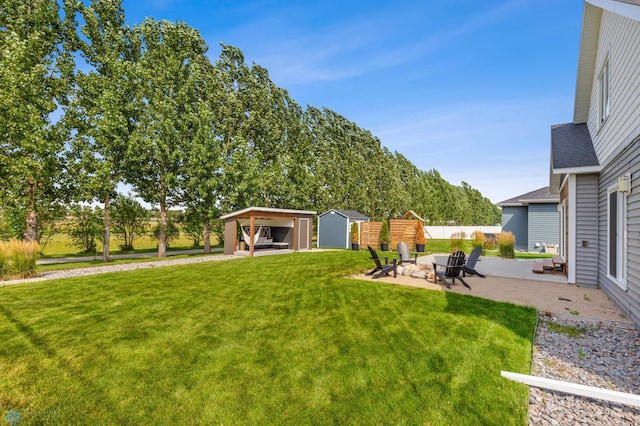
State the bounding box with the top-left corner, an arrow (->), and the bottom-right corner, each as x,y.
317,209 -> 369,249
549,0 -> 640,327
497,187 -> 559,252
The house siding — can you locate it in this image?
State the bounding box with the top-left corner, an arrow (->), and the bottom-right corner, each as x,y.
598,139 -> 640,326
528,204 -> 559,252
502,206 -> 528,250
575,173 -> 599,287
588,10 -> 640,164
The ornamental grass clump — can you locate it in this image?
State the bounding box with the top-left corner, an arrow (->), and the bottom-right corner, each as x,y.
450,232 -> 466,252
497,231 -> 516,259
472,231 -> 484,252
0,239 -> 40,279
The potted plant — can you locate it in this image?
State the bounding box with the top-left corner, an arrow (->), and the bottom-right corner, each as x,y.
415,220 -> 426,252
350,222 -> 359,250
379,220 -> 390,251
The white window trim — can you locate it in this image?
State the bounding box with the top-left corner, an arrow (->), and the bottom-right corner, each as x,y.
607,182 -> 627,290
599,55 -> 610,126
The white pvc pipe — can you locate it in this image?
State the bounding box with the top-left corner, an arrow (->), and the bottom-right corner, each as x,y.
501,371 -> 640,408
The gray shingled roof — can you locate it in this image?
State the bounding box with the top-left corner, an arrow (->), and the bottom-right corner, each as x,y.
617,0 -> 640,6
551,123 -> 599,170
497,187 -> 559,206
332,209 -> 369,219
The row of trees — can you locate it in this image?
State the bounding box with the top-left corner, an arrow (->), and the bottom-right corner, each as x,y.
0,0 -> 500,261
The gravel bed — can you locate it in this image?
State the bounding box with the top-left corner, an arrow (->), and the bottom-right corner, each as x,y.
0,254 -> 239,286
530,313 -> 640,425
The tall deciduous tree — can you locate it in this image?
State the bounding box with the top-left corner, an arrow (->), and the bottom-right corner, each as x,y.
0,0 -> 72,241
65,0 -> 137,261
127,19 -> 209,257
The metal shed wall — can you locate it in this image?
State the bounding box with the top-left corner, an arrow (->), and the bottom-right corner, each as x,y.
318,211 -> 349,248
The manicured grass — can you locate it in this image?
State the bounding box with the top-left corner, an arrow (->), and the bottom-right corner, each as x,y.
0,251 -> 536,424
425,239 -> 553,259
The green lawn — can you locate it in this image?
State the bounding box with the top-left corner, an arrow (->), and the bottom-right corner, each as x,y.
0,251 -> 536,425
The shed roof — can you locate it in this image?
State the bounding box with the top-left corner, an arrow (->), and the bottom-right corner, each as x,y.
220,207 -> 316,220
319,209 -> 369,219
497,187 -> 559,207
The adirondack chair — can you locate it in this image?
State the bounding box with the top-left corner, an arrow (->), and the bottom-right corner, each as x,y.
463,246 -> 486,278
396,241 -> 418,265
433,250 -> 470,289
366,246 -> 397,278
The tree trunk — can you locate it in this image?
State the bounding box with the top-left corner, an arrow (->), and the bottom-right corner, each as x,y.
24,180 -> 38,242
25,210 -> 37,242
203,217 -> 211,254
158,200 -> 167,258
103,194 -> 111,262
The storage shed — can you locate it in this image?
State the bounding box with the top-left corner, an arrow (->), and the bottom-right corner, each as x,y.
221,207 -> 316,256
497,187 -> 559,252
317,209 -> 369,249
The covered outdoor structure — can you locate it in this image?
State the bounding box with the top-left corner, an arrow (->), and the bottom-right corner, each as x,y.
221,207 -> 316,256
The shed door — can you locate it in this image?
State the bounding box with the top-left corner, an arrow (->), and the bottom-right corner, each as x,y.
298,218 -> 310,250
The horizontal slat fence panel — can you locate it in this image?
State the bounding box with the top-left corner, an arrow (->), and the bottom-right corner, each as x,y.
390,220 -> 418,250
360,222 -> 382,248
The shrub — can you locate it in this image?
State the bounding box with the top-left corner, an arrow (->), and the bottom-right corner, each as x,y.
450,232 -> 466,252
67,205 -> 103,253
0,239 -> 39,279
472,231 -> 484,251
483,233 -> 497,251
0,244 -> 7,276
379,220 -> 389,245
497,231 -> 516,258
350,222 -> 359,244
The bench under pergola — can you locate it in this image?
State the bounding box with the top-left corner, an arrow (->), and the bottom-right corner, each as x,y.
221,207 -> 316,256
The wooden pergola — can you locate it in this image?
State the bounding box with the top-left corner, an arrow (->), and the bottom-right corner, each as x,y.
220,207 -> 316,256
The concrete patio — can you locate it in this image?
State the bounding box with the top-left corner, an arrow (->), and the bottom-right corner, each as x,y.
417,254 -> 568,284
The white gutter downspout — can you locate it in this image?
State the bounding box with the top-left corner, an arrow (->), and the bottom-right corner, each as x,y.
568,174 -> 577,284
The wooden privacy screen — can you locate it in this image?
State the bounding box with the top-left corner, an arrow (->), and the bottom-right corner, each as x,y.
359,222 -> 382,248
389,219 -> 418,250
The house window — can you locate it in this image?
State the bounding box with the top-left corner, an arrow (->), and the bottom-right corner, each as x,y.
599,58 -> 610,125
607,186 -> 626,289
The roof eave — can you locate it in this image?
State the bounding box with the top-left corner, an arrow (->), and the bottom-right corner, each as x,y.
573,3 -> 602,123
552,165 -> 602,175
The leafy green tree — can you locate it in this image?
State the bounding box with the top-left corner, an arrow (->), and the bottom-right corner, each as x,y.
126,19 -> 210,257
65,0 -> 138,261
110,193 -> 148,250
67,205 -> 103,253
177,210 -> 204,247
151,217 -> 179,248
0,0 -> 73,241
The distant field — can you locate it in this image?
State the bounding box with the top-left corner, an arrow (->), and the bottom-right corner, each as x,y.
40,232 -> 218,258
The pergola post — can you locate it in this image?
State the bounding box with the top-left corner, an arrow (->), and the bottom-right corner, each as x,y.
249,215 -> 255,256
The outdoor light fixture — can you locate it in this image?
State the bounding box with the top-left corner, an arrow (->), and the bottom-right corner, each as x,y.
618,175 -> 631,194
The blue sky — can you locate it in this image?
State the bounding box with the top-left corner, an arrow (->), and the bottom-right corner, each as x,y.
120,0 -> 584,203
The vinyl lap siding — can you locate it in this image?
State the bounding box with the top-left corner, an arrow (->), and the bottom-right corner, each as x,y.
588,11 -> 640,164
575,174 -> 599,287
598,140 -> 640,326
528,204 -> 559,252
502,206 -> 528,250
